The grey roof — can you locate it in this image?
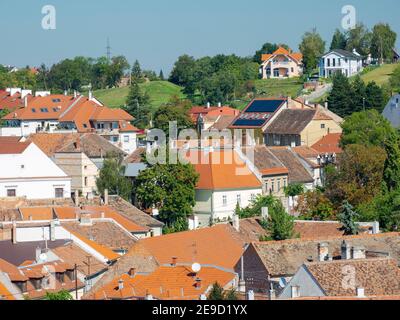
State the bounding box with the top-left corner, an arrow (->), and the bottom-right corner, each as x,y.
268,147 -> 314,183
57,133 -> 126,158
242,145 -> 286,173
264,109 -> 316,135
124,163 -> 147,177
248,232 -> 400,277
325,49 -> 362,60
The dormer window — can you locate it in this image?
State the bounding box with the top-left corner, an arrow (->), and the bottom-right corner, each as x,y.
40,108 -> 49,113
52,98 -> 61,103
13,281 -> 28,293
32,108 -> 36,113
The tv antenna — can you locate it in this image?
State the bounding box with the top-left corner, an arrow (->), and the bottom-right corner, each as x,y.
106,38 -> 112,61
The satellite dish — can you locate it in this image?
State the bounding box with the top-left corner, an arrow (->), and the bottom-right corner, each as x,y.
39,253 -> 47,261
191,263 -> 201,273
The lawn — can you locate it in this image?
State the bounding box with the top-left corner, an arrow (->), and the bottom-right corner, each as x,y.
254,78 -> 304,99
360,63 -> 399,86
94,81 -> 186,111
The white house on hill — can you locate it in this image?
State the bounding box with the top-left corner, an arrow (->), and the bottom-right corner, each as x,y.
319,49 -> 363,78
0,139 -> 71,199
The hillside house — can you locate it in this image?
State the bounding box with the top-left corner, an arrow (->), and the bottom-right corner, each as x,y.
259,47 -> 303,79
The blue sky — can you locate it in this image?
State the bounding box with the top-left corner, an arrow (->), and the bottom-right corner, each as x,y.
0,0 -> 399,74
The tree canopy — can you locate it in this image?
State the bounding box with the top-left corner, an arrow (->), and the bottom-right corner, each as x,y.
299,28 -> 326,74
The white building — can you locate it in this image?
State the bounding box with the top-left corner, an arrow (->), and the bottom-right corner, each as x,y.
382,94 -> 400,128
190,149 -> 263,226
0,139 -> 71,199
319,49 -> 363,78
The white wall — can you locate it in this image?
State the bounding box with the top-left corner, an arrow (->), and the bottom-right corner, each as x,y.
0,143 -> 71,199
119,132 -> 137,154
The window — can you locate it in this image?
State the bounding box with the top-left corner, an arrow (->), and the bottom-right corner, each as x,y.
271,180 -> 275,192
32,108 -> 36,113
265,182 -> 268,192
124,136 -> 129,143
278,180 -> 281,191
112,136 -> 118,142
52,98 -> 61,103
283,179 -> 287,188
83,124 -> 88,128
84,177 -> 88,187
321,124 -> 325,129
291,67 -> 294,72
7,189 -> 16,197
222,195 -> 227,207
40,108 -> 49,113
250,194 -> 256,201
236,194 -> 241,206
55,188 -> 64,198
327,58 -> 330,67
84,165 -> 88,170
332,58 -> 336,67
291,286 -> 300,298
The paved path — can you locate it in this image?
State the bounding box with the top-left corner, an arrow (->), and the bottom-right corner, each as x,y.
301,83 -> 332,103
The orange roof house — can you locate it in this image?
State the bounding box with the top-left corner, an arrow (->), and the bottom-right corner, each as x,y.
89,265 -> 238,300
312,133 -> 342,155
260,47 -> 303,79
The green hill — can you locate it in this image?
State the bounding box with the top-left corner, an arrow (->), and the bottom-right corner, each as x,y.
360,63 -> 399,86
94,81 -> 186,110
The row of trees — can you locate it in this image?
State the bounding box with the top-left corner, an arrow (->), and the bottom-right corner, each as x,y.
327,72 -> 388,117
330,23 -> 397,63
168,54 -> 258,104
0,57 -> 164,92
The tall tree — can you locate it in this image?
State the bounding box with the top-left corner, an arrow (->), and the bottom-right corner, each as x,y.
299,28 -> 326,74
131,60 -> 143,82
370,23 -> 397,63
265,198 -> 295,241
338,201 -> 359,235
327,72 -> 353,117
135,153 -> 199,232
351,76 -> 367,113
159,69 -> 164,80
330,29 -> 347,50
345,23 -> 372,56
125,80 -> 151,129
365,81 -> 385,112
169,55 -> 196,94
96,154 -> 132,201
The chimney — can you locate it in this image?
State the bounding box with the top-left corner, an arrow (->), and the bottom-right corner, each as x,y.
324,102 -> 328,110
128,268 -> 136,278
171,257 -> 177,266
118,279 -> 124,290
206,102 -> 210,109
261,207 -> 269,220
218,102 -> 222,107
232,214 -> 240,232
24,95 -> 28,108
12,221 -> 17,244
50,220 -> 56,241
318,242 -> 329,261
89,90 -> 93,101
356,287 -> 365,298
199,294 -> 207,300
74,138 -> 80,150
74,190 -> 80,207
74,90 -> 77,99
246,290 -> 255,300
352,246 -> 366,260
100,211 -> 105,219
341,240 -> 351,260
64,90 -> 68,96
194,277 -> 202,289
35,247 -> 42,263
104,189 -> 109,205
145,291 -> 153,300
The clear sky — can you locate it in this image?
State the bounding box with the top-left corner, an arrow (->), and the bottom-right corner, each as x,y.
0,0 -> 399,74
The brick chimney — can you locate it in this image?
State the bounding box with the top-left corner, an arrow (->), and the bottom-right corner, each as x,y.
128,268 -> 136,278
171,257 -> 177,266
341,240 -> 351,260
194,277 -> 202,289
318,242 -> 329,261
118,279 -> 124,290
352,246 -> 366,259
12,221 -> 17,244
104,189 -> 109,206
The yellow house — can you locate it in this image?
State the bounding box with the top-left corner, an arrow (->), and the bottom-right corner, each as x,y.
260,47 -> 303,79
264,108 -> 342,147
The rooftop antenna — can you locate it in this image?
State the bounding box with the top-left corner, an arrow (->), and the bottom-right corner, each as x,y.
106,38 -> 112,62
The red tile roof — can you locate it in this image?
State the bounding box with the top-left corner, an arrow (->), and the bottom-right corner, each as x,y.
311,133 -> 343,154
0,141 -> 31,155
187,149 -> 262,190
189,106 -> 239,122
261,47 -> 303,63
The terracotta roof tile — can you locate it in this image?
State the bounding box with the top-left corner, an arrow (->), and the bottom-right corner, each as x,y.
0,141 -> 31,155
312,133 -> 343,154
19,207 -> 54,221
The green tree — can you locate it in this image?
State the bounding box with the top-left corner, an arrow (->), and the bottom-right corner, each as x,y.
338,201 -> 359,235
44,290 -> 73,300
125,80 -> 151,129
351,76 -> 367,113
237,195 -> 275,219
107,56 -> 130,87
296,190 -> 336,221
135,153 -> 199,232
207,283 -> 238,300
153,96 -> 193,133
265,199 -> 295,241
370,23 -> 397,63
383,130 -> 400,191
159,69 -> 165,80
390,65 -> 400,92
327,72 -> 353,117
131,60 -> 144,82
284,183 -> 304,197
365,81 -> 385,112
345,23 -> 372,56
299,28 -> 326,74
330,29 -> 347,50
96,154 -> 132,201
169,55 -> 197,95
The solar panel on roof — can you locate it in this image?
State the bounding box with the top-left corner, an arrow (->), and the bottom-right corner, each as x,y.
232,119 -> 266,127
245,99 -> 285,113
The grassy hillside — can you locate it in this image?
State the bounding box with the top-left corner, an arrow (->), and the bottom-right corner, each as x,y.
360,63 -> 399,86
254,78 -> 304,99
94,81 -> 186,110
